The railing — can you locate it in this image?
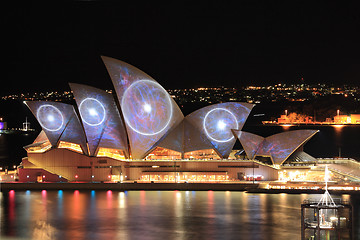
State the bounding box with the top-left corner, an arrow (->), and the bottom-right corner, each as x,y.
327,168 -> 360,181
303,198 -> 350,205
317,158 -> 357,164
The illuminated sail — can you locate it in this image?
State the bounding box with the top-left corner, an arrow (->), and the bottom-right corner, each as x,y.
101,56 -> 184,159
70,83 -> 129,157
25,101 -> 88,154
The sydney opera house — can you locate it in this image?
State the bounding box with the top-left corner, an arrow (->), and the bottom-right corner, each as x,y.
18,56 -> 319,183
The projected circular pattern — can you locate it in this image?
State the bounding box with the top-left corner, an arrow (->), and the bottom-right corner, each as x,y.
121,79 -> 173,136
78,98 -> 106,126
36,104 -> 64,132
203,108 -> 238,143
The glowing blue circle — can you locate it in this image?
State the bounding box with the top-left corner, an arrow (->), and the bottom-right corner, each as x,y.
79,98 -> 106,126
36,104 -> 64,132
203,108 -> 238,143
121,80 -> 173,136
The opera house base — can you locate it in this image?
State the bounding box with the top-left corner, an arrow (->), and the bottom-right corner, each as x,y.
0,182 -> 259,191
18,148 -> 278,183
2,182 -> 360,194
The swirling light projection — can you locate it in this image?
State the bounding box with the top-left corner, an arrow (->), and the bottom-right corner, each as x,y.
203,108 -> 238,143
121,80 -> 173,136
36,105 -> 64,132
236,131 -> 264,160
78,98 -> 106,126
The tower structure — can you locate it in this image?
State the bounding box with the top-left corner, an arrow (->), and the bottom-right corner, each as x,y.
301,166 -> 353,239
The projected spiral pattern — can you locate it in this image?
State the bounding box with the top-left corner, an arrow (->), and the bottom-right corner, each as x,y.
203,108 -> 238,142
79,98 -> 106,126
36,105 -> 64,132
121,80 -> 173,136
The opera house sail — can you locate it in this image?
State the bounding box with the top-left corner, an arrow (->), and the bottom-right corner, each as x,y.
25,101 -> 88,155
236,130 -> 319,165
20,56 -> 319,182
101,56 -> 184,159
69,83 -> 129,159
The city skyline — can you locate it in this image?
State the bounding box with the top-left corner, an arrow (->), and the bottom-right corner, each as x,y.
4,2 -> 360,96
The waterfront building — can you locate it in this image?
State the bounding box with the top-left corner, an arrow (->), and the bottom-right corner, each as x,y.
333,114 -> 360,124
19,57 -> 320,182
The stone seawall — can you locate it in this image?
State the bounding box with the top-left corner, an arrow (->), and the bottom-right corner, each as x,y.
0,182 -> 257,191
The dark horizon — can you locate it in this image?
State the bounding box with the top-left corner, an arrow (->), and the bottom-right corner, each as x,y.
4,1 -> 360,95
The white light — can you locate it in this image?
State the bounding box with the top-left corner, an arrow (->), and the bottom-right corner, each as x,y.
203,108 -> 238,143
79,98 -> 106,126
121,79 -> 173,136
217,120 -> 226,130
36,104 -> 64,132
47,115 -> 55,122
143,103 -> 152,113
88,108 -> 97,116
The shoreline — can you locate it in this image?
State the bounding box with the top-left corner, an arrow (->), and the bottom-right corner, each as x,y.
0,182 -> 257,191
1,182 -> 360,195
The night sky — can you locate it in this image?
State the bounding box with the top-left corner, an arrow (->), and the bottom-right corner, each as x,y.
4,1 -> 360,95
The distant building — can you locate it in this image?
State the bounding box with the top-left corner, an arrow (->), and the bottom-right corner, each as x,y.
0,118 -> 7,130
333,115 -> 351,124
350,114 -> 360,124
0,122 -> 6,130
333,114 -> 360,124
277,115 -> 288,124
277,113 -> 313,124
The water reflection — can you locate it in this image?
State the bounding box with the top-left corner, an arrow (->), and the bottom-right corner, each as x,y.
8,190 -> 15,236
0,191 -> 358,240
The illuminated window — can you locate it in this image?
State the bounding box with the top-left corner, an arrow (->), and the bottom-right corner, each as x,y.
25,140 -> 52,153
145,147 -> 181,160
184,149 -> 220,160
58,141 -> 83,154
97,147 -> 126,160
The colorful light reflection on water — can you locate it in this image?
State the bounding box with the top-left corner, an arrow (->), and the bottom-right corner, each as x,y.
1,190 -> 359,239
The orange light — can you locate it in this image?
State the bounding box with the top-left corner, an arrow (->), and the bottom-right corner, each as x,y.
75,175 -> 78,179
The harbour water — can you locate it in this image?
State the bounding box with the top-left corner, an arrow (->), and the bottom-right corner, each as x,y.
1,190 -> 359,239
